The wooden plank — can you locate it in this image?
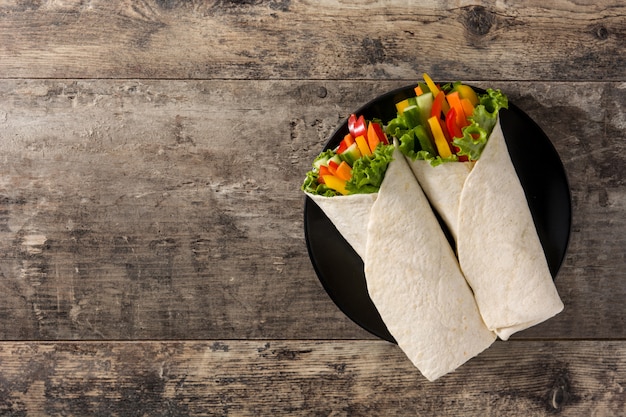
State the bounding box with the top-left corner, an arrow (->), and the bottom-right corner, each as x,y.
0,79 -> 624,341
0,340 -> 624,416
0,0 -> 624,80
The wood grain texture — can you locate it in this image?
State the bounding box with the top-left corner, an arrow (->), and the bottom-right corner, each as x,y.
1,1 -> 624,414
0,0 -> 624,81
0,340 -> 624,416
0,79 -> 624,341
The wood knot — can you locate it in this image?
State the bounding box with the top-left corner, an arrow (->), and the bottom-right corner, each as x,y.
462,5 -> 495,36
592,24 -> 609,40
547,370 -> 573,412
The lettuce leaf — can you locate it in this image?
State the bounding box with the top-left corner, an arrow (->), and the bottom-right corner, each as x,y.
301,149 -> 341,196
345,144 -> 394,194
386,112 -> 439,162
453,88 -> 508,160
301,144 -> 394,196
301,169 -> 340,197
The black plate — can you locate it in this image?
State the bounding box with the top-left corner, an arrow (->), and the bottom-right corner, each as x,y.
303,84 -> 572,343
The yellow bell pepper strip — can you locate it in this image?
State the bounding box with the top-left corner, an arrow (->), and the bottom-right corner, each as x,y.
335,161 -> 353,181
322,175 -> 349,195
428,116 -> 452,158
355,135 -> 372,157
423,73 -> 439,96
395,99 -> 410,114
445,91 -> 467,128
455,84 -> 479,106
423,73 -> 450,113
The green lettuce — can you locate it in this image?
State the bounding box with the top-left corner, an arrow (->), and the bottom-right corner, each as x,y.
452,88 -> 508,160
301,149 -> 341,196
386,116 -> 453,166
302,169 -> 339,197
345,144 -> 394,194
301,144 -> 394,196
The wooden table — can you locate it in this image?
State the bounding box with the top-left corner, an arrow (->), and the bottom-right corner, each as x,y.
0,1 -> 624,415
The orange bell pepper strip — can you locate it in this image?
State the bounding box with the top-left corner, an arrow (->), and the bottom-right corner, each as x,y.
337,133 -> 355,154
367,121 -> 388,151
367,123 -> 380,152
318,165 -> 331,183
455,84 -> 480,106
446,91 -> 467,128
327,160 -> 339,176
460,98 -> 475,118
372,122 -> 389,145
335,161 -> 353,181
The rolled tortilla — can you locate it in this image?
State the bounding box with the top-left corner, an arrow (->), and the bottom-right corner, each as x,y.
410,118 -> 564,340
407,160 -> 474,241
364,148 -> 495,381
456,119 -> 563,340
305,192 -> 377,259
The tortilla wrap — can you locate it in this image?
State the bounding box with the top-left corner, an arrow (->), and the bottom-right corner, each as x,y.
364,148 -> 495,381
305,192 -> 377,259
407,160 -> 474,241
410,118 -> 564,340
457,119 -> 563,339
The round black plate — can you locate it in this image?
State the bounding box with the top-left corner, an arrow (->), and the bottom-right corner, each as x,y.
303,84 -> 572,343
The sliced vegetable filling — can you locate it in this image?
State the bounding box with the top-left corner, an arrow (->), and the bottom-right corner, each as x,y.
302,116 -> 394,197
387,74 -> 508,166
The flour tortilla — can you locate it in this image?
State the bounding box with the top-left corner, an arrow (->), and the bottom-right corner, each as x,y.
407,160 -> 474,241
364,148 -> 495,381
409,118 -> 563,340
305,192 -> 377,259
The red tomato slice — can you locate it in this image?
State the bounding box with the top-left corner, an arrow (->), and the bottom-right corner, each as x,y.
348,114 -> 367,138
